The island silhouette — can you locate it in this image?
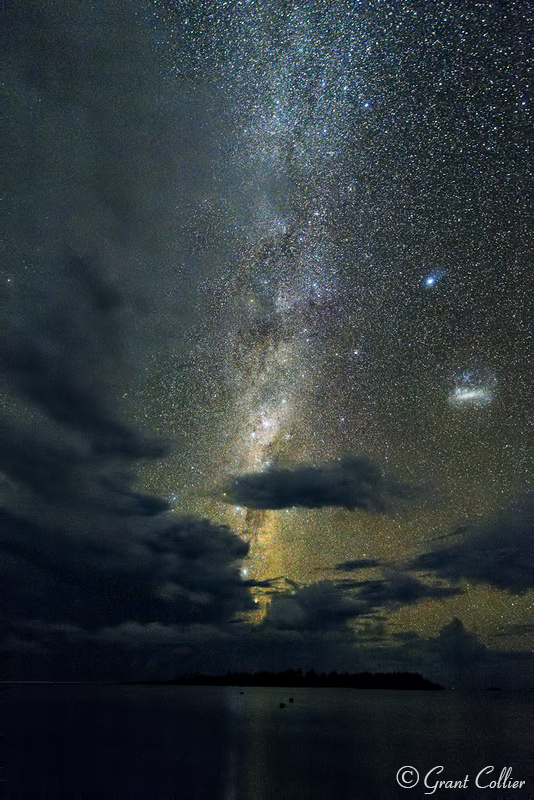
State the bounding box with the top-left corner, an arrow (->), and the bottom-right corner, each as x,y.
134,669 -> 444,690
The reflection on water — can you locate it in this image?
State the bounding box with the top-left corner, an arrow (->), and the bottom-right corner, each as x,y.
4,685 -> 533,799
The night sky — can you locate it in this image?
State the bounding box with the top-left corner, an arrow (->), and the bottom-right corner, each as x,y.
3,0 -> 532,686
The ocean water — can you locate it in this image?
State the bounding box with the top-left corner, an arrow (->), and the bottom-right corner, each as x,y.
3,684 -> 533,799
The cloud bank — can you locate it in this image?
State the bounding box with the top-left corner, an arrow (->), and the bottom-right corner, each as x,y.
2,0 -> 253,678
409,494 -> 533,593
221,456 -> 418,512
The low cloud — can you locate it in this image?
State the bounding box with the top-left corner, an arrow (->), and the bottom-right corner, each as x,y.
261,572 -> 461,634
221,456 -> 418,513
3,507 -> 252,631
2,0 -> 254,681
492,622 -> 534,639
2,254 -> 254,635
263,581 -> 366,631
354,573 -> 461,606
409,494 -> 534,593
334,558 -> 381,572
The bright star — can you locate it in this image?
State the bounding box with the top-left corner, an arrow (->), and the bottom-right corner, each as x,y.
423,270 -> 445,289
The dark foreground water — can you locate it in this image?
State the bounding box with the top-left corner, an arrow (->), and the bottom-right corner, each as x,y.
3,684 -> 533,799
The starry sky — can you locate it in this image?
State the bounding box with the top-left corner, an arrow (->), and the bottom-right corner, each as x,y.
144,0 -> 532,631
2,0 -> 532,684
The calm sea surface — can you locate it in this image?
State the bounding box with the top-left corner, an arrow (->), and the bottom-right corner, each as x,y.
3,684 -> 533,799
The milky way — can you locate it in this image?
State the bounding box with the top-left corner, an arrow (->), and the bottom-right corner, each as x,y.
142,0 -> 532,639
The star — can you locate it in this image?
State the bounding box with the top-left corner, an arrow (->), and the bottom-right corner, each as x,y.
423,270 -> 445,289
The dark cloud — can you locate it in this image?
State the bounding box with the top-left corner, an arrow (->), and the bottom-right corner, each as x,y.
2,293 -> 167,460
0,255 -> 176,529
431,618 -> 487,685
2,0 -> 254,682
221,456 -> 418,512
8,612 -> 532,689
0,411 -> 168,517
262,581 -> 366,631
383,619 -> 491,688
1,252 -> 252,624
334,558 -> 381,572
260,572 -> 461,634
354,573 -> 461,606
492,622 -> 534,640
2,505 -> 252,633
409,494 -> 534,593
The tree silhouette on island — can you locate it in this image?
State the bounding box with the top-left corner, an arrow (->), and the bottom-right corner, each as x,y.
137,669 -> 444,690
